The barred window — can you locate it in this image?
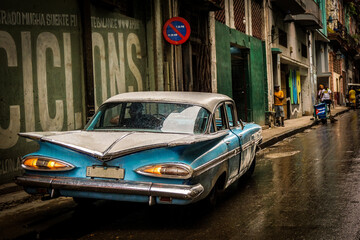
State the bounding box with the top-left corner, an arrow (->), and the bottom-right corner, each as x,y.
251,0 -> 263,40
301,43 -> 307,58
215,0 -> 225,24
278,29 -> 287,47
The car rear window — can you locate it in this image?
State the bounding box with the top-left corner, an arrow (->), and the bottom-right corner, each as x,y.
85,102 -> 210,134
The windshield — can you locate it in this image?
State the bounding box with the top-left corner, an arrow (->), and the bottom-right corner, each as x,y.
85,102 -> 211,134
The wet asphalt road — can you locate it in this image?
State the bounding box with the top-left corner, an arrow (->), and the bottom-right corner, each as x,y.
7,110 -> 360,240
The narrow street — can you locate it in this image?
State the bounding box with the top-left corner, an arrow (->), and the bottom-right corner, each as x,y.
1,110 -> 360,240
1,0 -> 360,239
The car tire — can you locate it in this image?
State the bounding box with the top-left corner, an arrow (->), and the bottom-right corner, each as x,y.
243,156 -> 256,179
205,180 -> 222,208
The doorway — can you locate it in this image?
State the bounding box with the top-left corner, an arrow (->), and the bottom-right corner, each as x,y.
231,46 -> 249,121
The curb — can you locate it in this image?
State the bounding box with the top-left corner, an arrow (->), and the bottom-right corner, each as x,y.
259,122 -> 317,149
259,108 -> 349,149
0,182 -> 22,195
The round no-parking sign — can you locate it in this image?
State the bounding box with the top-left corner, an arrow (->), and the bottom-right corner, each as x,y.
163,17 -> 191,45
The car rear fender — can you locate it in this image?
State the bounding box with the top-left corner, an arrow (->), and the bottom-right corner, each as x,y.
210,161 -> 228,191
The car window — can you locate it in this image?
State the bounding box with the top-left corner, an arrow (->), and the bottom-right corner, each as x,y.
225,103 -> 235,127
103,104 -> 123,128
86,102 -> 210,134
209,121 -> 215,133
214,105 -> 227,131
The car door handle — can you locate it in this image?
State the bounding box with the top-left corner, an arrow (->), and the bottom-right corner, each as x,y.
225,141 -> 231,145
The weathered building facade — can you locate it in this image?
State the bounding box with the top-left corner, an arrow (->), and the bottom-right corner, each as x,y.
327,0 -> 360,105
213,0 -> 267,124
1,0 -> 360,183
266,0 -> 323,118
0,0 -> 218,183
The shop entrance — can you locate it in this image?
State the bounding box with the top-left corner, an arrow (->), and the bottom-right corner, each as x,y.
231,46 -> 249,121
281,71 -> 289,119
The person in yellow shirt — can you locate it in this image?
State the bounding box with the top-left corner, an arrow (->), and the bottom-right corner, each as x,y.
274,85 -> 285,127
349,87 -> 356,109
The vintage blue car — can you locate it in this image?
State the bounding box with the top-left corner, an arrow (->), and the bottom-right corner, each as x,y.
16,92 -> 262,205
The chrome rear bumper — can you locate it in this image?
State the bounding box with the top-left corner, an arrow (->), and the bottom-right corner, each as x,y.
15,175 -> 204,200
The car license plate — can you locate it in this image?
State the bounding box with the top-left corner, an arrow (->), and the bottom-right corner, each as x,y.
86,166 -> 124,180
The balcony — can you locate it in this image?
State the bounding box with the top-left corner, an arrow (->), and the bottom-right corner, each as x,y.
328,19 -> 360,56
328,20 -> 347,45
283,0 -> 323,29
271,0 -> 306,15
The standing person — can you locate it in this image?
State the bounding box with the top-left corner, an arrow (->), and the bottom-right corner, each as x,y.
274,85 -> 285,127
349,87 -> 356,109
317,84 -> 324,103
320,85 -> 332,114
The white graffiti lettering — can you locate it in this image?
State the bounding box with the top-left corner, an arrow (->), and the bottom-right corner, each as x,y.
21,32 -> 35,136
108,32 -> 126,96
92,32 -> 108,110
37,32 -> 64,131
0,31 -> 20,149
90,16 -> 140,30
127,33 -> 142,91
0,10 -> 78,27
64,33 -> 75,130
92,32 -> 143,109
0,157 -> 22,174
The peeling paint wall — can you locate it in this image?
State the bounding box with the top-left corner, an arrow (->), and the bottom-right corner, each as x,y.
0,0 -> 84,182
90,3 -> 148,109
0,0 -> 151,183
215,21 -> 266,125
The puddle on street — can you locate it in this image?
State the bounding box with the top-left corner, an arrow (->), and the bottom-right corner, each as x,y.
264,150 -> 301,159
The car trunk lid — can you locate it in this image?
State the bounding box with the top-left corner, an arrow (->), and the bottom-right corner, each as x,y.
19,131 -> 227,160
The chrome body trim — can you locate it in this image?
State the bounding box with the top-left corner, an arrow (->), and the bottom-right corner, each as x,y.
193,136 -> 262,178
104,91 -> 233,113
192,147 -> 240,177
15,175 -> 204,200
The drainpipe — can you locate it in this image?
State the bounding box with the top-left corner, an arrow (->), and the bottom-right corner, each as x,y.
209,12 -> 217,93
154,0 -> 164,91
79,0 -> 94,121
264,0 -> 273,110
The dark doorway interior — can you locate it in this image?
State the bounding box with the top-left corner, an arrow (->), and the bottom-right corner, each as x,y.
231,46 -> 249,122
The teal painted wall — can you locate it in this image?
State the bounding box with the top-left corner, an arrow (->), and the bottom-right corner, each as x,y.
319,0 -> 327,36
215,21 -> 232,98
215,22 -> 266,125
249,37 -> 266,124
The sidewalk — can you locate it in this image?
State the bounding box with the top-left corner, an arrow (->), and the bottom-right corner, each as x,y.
260,106 -> 349,149
0,106 -> 350,211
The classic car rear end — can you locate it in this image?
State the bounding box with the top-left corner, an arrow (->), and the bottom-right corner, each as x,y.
15,92 -> 262,205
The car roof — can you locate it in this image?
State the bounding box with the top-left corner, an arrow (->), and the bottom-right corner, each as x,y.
104,91 -> 233,112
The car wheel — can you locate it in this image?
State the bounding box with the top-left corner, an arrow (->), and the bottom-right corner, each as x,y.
205,180 -> 222,208
243,156 -> 256,179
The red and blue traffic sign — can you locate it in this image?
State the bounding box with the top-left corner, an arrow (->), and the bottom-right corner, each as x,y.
163,17 -> 191,45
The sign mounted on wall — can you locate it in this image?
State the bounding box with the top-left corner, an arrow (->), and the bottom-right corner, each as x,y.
163,17 -> 191,45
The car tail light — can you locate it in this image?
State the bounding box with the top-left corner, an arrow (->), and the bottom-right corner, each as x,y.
135,163 -> 193,179
22,156 -> 74,171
